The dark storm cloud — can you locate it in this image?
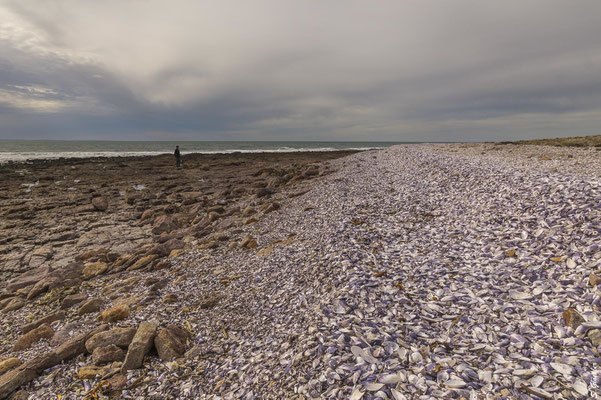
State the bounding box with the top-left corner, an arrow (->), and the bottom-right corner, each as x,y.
1,0 -> 601,141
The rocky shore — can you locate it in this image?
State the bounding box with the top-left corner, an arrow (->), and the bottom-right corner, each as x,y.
1,143 -> 601,399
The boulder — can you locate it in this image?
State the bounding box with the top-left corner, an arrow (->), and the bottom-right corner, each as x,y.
22,311 -> 65,334
92,344 -> 124,364
122,322 -> 158,371
12,324 -> 54,351
100,304 -> 130,323
78,298 -> 104,315
85,327 -> 136,353
154,325 -> 190,361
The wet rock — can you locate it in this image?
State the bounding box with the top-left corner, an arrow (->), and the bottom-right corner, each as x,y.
92,196 -> 108,211
562,308 -> 584,330
99,304 -> 130,323
92,344 -> 124,364
0,358 -> 21,375
154,325 -> 190,361
78,298 -> 104,315
82,261 -> 108,279
12,323 -> 54,351
122,321 -> 158,371
85,327 -> 137,353
22,311 -> 65,334
61,293 -> 87,309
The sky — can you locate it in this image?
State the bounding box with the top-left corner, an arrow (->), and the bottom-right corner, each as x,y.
1,0 -> 601,142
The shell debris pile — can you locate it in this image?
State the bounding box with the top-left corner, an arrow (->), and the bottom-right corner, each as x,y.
2,143 -> 601,399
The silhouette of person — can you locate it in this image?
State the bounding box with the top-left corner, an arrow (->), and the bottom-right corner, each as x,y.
174,145 -> 181,168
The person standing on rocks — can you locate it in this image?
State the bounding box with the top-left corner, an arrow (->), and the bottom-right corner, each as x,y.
174,145 -> 181,168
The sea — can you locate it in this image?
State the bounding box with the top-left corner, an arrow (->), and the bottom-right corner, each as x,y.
0,141 -> 404,164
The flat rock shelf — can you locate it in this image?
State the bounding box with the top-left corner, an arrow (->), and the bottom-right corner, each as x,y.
1,143 -> 600,399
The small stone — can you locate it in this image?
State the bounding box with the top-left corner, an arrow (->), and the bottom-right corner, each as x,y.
92,196 -> 108,211
61,293 -> 87,309
128,254 -> 158,271
505,249 -> 516,257
240,236 -> 258,249
122,321 -> 158,371
199,296 -> 219,309
162,293 -> 178,304
562,308 -> 584,330
242,207 -> 256,217
13,324 -> 54,351
0,358 -> 22,374
588,329 -> 601,347
589,273 -> 601,286
244,217 -> 258,225
263,202 -> 281,214
85,327 -> 137,353
78,298 -> 104,315
169,249 -> 185,258
154,325 -> 190,361
77,365 -> 105,380
100,304 -> 130,323
106,373 -> 127,392
82,262 -> 108,279
2,297 -> 25,313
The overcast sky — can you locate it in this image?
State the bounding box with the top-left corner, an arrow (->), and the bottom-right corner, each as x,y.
1,1 -> 601,141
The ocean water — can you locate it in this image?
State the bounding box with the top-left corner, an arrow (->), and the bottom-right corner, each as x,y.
0,141 -> 403,163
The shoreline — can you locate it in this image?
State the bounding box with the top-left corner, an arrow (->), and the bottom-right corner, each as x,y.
1,143 -> 600,399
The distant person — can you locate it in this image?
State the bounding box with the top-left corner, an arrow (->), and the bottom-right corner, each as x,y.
174,145 -> 181,168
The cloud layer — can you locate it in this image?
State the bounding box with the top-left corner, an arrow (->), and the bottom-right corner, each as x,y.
1,0 -> 601,141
